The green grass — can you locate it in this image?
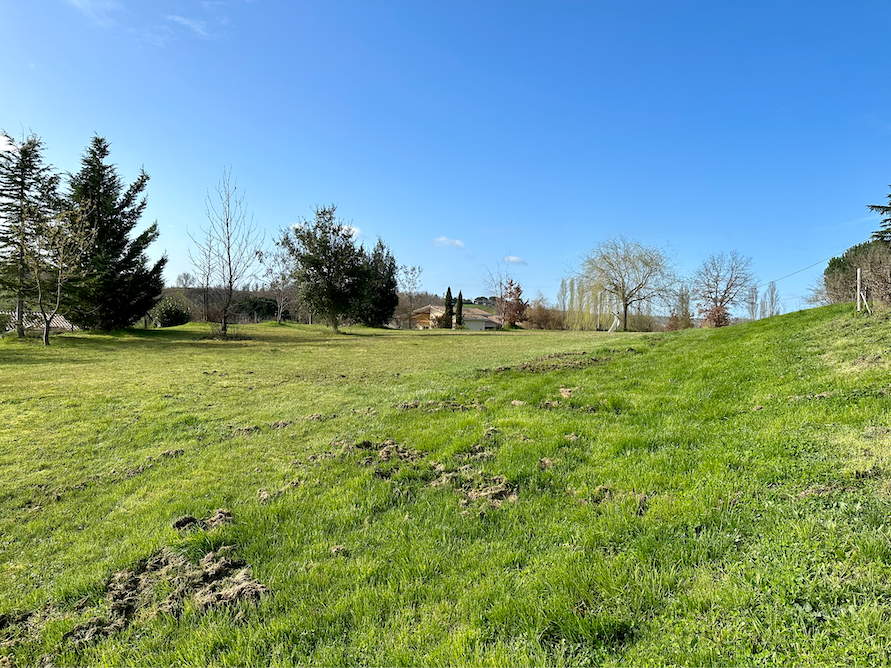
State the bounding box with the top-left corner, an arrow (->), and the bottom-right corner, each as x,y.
2,306 -> 891,665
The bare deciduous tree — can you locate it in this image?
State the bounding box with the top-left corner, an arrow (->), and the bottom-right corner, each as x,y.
759,281 -> 781,318
692,250 -> 755,325
175,272 -> 194,289
258,234 -> 300,324
398,264 -> 422,329
745,285 -> 759,321
483,257 -> 511,327
23,195 -> 94,345
582,236 -> 675,331
189,167 -> 263,337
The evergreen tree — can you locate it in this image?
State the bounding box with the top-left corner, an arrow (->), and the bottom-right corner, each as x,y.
282,205 -> 364,332
870,186 -> 891,242
440,286 -> 454,328
456,290 -> 464,326
65,136 -> 166,330
0,132 -> 57,337
352,238 -> 399,328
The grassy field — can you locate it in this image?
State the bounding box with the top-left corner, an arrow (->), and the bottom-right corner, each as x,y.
2,305 -> 891,665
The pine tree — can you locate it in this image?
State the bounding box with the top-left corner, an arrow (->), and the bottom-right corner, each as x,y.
65,136 -> 166,330
0,132 -> 57,337
456,290 -> 464,326
870,186 -> 891,242
352,238 -> 399,327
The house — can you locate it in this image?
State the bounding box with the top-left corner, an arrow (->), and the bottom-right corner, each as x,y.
410,305 -> 444,329
0,311 -> 75,334
461,306 -> 500,331
410,305 -> 500,331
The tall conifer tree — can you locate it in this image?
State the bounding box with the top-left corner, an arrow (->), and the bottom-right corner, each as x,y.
456,290 -> 464,326
442,286 -> 454,329
352,238 -> 399,328
0,132 -> 57,337
65,136 -> 166,330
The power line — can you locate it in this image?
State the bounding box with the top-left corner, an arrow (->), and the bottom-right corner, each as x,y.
756,238 -> 871,289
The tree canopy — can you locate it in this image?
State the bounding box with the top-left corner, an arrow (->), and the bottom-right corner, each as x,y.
352,238 -> 399,328
281,205 -> 398,331
869,186 -> 891,243
65,136 -> 166,330
582,236 -> 674,331
0,132 -> 58,337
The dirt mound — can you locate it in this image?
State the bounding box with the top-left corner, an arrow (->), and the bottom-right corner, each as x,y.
377,442 -> 425,463
64,546 -> 268,647
226,425 -> 261,438
455,443 -> 495,462
430,464 -> 517,509
489,351 -> 609,373
171,508 -> 233,531
158,449 -> 184,458
394,400 -> 481,412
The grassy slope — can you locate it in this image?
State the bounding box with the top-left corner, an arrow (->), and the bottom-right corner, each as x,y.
2,306 -> 891,665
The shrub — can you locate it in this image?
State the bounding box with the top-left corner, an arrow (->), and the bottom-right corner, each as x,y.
152,297 -> 192,327
700,304 -> 730,328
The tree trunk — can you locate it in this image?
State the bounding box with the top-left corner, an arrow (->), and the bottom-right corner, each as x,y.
622,302 -> 629,331
16,248 -> 25,338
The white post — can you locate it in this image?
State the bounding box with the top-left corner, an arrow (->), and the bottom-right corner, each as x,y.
857,268 -> 862,312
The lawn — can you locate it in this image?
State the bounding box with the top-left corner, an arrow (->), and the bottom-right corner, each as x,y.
2,305 -> 891,665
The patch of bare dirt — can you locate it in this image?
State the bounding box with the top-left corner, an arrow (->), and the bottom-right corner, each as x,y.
394,400 -> 482,412
158,449 -> 184,458
430,464 -> 517,509
63,545 -> 268,647
301,413 -> 337,422
455,443 -> 495,462
850,354 -> 884,369
559,386 -> 580,399
511,399 -> 527,406
171,508 -> 233,531
224,425 -> 261,439
377,442 -> 426,463
796,485 -> 853,499
488,351 -> 607,373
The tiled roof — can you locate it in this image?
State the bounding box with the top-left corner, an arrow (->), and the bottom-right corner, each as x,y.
0,311 -> 75,332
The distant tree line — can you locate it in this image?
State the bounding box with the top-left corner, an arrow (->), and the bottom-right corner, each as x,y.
184,197 -> 400,335
0,132 -> 165,344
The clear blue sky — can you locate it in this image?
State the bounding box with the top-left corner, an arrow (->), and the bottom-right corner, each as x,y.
4,0 -> 890,312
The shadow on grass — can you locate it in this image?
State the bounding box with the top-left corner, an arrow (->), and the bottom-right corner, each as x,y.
0,324 -> 345,363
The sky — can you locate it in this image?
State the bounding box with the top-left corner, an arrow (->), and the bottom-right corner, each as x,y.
3,0 -> 890,313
